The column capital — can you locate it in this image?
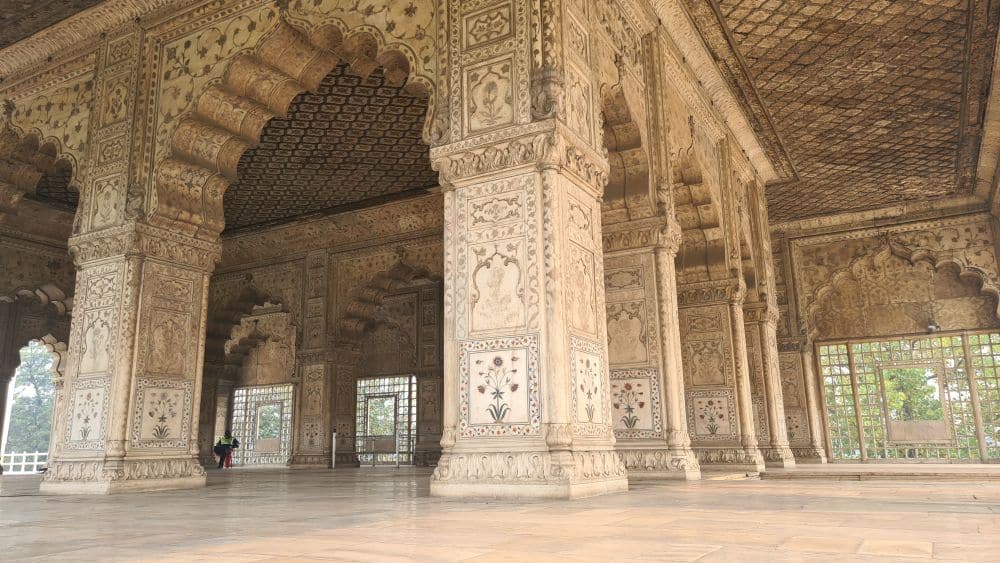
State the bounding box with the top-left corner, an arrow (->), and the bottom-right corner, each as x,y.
68,222 -> 221,271
677,277 -> 746,308
655,217 -> 684,255
430,121 -> 609,196
743,300 -> 780,326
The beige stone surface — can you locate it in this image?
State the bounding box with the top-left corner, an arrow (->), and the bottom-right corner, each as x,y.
4,469 -> 1000,561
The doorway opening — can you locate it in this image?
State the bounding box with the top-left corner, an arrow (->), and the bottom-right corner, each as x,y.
230,383 -> 294,466
1,341 -> 55,474
355,375 -> 417,466
817,331 -> 1000,462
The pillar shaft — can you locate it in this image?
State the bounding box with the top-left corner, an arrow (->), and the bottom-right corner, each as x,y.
799,345 -> 828,462
41,224 -> 218,494
744,303 -> 795,467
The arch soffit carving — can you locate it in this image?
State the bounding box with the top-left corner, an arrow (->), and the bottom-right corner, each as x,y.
805,241 -> 1000,341
0,283 -> 73,316
0,122 -> 80,213
152,13 -> 438,241
335,259 -> 439,353
206,285 -> 293,360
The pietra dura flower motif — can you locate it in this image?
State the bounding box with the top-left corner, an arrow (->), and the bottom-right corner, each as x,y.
475,355 -> 520,422
146,391 -> 179,439
699,399 -> 725,435
612,382 -> 646,429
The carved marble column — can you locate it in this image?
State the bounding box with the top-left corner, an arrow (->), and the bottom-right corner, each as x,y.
428,0 -> 627,498
41,224 -> 219,494
605,218 -> 699,479
197,365 -> 234,467
414,373 -> 443,466
331,349 -> 360,467
744,302 -> 795,467
678,279 -> 765,473
798,343 -> 828,463
289,353 -> 333,468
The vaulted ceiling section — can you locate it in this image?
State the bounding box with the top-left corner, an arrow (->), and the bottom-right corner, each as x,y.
223,64 -> 436,232
698,0 -> 999,223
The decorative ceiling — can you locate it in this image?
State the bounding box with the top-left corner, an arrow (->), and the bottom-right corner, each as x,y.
707,0 -> 999,223
0,0 -> 104,50
30,159 -> 77,210
224,63 -> 437,232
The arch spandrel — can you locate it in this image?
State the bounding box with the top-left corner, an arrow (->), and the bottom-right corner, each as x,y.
807,244 -> 1000,341
151,6 -> 441,240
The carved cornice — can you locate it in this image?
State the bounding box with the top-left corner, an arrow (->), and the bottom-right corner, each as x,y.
602,216 -> 662,253
0,0 -> 179,80
677,277 -> 745,307
69,222 -> 221,270
647,0 -> 784,183
770,196 -> 988,239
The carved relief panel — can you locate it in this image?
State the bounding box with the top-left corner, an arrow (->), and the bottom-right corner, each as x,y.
610,367 -> 663,439
459,334 -> 540,437
679,305 -> 732,388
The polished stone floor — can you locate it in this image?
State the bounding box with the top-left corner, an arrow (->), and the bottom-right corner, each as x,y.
2,467 -> 999,562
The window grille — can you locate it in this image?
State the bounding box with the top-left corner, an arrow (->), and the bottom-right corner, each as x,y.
818,331 -> 999,462
355,375 -> 417,466
230,384 -> 294,466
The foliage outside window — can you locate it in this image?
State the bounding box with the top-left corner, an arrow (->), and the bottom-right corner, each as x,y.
4,342 -> 54,454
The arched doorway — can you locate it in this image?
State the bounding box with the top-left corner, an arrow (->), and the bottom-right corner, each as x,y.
1,337 -> 65,474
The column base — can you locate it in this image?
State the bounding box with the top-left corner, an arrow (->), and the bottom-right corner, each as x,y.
288,453 -> 332,469
40,457 -> 206,495
696,446 -> 765,474
334,452 -> 361,468
430,449 -> 629,499
617,446 -> 701,480
762,445 -> 797,468
791,446 -> 828,464
413,448 -> 442,467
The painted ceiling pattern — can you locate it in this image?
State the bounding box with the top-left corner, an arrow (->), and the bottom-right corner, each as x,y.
716,0 -> 998,222
0,0 -> 104,49
224,63 -> 437,231
31,159 -> 77,210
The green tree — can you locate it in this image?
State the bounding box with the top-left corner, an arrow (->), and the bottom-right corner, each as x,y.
883,367 -> 943,422
4,342 -> 55,454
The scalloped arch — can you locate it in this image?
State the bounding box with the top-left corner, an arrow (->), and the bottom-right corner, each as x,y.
806,242 -> 1000,341
335,259 -> 439,351
151,15 -> 439,240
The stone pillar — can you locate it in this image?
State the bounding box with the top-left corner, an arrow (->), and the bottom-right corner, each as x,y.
678,279 -> 765,473
414,373 -> 443,466
427,0 -> 627,498
744,302 -> 795,467
197,366 -> 234,467
798,343 -> 828,462
605,218 -> 699,479
652,221 -> 701,478
289,353 -> 333,468
41,224 -> 219,494
331,349 -> 360,467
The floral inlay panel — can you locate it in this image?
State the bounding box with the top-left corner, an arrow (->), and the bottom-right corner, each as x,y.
610,368 -> 663,440
130,377 -> 194,449
571,336 -> 608,435
687,390 -> 738,440
459,334 -> 540,437
65,376 -> 111,450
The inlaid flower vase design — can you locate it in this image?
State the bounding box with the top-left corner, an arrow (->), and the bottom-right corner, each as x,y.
475,355 -> 520,422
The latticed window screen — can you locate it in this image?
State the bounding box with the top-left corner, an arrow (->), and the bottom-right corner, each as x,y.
355,375 -> 417,465
231,384 -> 293,466
968,333 -> 1000,459
818,332 -> 1000,462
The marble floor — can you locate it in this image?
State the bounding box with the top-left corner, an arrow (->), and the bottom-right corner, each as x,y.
2,467 -> 999,562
